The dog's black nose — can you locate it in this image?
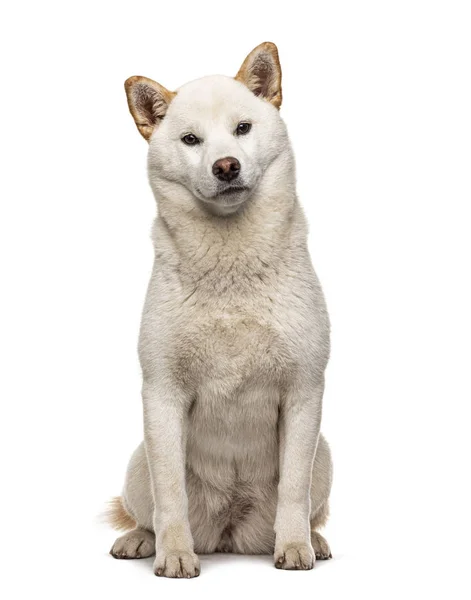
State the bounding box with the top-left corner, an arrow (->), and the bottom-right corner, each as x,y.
212,157 -> 240,182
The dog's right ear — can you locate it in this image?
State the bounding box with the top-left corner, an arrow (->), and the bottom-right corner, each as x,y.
235,42 -> 282,109
124,76 -> 176,141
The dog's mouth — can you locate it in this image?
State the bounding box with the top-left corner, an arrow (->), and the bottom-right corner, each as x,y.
196,185 -> 251,203
217,186 -> 249,196
194,184 -> 252,214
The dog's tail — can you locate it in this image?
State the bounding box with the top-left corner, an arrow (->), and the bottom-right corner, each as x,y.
104,496 -> 136,531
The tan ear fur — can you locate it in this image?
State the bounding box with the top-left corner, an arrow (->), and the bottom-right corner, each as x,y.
124,76 -> 176,141
235,42 -> 282,109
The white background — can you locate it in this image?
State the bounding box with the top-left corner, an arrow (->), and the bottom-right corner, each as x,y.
1,1 -> 470,598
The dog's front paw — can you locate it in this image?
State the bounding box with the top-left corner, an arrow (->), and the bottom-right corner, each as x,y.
153,551 -> 200,578
274,542 -> 315,570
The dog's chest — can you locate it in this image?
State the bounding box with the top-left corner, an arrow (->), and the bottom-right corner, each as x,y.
186,377 -> 280,481
173,303 -> 286,479
173,302 -> 292,393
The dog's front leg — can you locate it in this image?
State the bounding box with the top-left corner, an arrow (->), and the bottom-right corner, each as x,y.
274,378 -> 324,570
142,380 -> 199,578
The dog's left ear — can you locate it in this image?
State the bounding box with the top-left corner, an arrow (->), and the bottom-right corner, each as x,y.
124,76 -> 176,141
235,42 -> 282,109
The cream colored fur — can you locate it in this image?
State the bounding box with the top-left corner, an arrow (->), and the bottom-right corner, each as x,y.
109,42 -> 333,578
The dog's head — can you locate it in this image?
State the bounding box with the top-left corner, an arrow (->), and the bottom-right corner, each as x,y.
125,42 -> 288,215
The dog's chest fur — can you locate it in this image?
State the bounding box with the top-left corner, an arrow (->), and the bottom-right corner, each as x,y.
139,197 -> 329,480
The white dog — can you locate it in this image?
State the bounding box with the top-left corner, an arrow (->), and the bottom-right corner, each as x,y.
108,42 -> 333,578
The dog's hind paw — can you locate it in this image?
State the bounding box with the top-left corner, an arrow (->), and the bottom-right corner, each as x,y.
110,528 -> 155,559
311,531 -> 332,560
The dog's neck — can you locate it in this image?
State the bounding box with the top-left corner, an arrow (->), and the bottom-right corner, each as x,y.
150,152 -> 307,293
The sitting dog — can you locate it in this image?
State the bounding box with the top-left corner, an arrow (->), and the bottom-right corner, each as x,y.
108,42 -> 333,578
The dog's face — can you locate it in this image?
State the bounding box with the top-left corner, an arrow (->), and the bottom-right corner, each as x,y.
125,43 -> 288,214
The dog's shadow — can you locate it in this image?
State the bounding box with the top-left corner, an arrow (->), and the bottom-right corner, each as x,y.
114,552 -> 334,576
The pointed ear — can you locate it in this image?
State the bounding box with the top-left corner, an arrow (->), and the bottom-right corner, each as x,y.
124,76 -> 176,141
235,42 -> 282,109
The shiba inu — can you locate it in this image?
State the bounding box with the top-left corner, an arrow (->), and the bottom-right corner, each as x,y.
108,42 -> 333,578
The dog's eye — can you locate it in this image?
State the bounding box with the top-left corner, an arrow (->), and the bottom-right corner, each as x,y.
182,133 -> 200,145
235,122 -> 252,136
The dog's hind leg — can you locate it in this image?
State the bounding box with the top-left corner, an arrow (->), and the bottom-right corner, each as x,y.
311,527 -> 332,560
110,526 -> 155,559
310,501 -> 332,560
108,442 -> 156,558
309,433 -> 333,560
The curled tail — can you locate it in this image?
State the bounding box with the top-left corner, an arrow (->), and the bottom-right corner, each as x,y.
105,496 -> 136,531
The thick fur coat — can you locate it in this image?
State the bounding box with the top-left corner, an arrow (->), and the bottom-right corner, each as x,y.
108,42 -> 333,578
